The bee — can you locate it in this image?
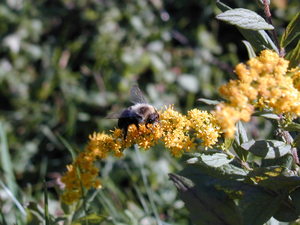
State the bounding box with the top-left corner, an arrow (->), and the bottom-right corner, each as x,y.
108,85 -> 159,139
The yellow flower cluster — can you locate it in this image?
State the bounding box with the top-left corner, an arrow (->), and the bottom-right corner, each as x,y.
61,50 -> 299,204
60,152 -> 101,204
187,109 -> 221,148
61,106 -> 221,204
159,107 -> 195,157
213,50 -> 300,137
290,68 -> 300,91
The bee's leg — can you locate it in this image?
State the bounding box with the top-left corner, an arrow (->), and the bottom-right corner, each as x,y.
145,123 -> 149,129
134,121 -> 140,130
123,127 -> 128,140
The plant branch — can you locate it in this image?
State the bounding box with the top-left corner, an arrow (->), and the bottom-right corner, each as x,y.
262,0 -> 284,56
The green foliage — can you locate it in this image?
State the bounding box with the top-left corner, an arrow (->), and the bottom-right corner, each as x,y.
216,8 -> 274,30
280,12 -> 300,48
0,0 -> 300,224
241,140 -> 292,159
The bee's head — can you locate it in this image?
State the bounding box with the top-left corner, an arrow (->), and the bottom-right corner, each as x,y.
147,112 -> 159,124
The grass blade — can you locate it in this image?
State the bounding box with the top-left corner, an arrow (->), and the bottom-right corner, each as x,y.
0,179 -> 26,217
44,181 -> 50,225
0,122 -> 17,195
57,134 -> 77,160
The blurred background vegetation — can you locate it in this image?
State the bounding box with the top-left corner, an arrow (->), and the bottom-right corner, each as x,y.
0,0 -> 299,224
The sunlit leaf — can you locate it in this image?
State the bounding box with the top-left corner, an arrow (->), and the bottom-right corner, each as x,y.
197,98 -> 220,105
216,8 -> 274,30
241,140 -> 291,159
216,2 -> 278,52
200,153 -> 233,167
242,40 -> 256,58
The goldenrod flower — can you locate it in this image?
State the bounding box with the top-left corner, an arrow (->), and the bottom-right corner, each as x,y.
214,49 -> 300,137
61,105 -> 223,204
61,50 -> 300,204
60,152 -> 101,204
290,68 -> 300,91
187,109 -> 220,148
160,106 -> 195,157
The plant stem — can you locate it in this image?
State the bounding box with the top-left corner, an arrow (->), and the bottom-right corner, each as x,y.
282,131 -> 299,165
262,0 -> 284,56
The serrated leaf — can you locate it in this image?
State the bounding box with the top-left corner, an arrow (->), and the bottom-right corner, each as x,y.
242,40 -> 257,58
281,12 -> 300,48
241,140 -> 291,159
285,39 -> 300,68
216,8 -> 274,30
200,153 -> 233,167
197,98 -> 220,105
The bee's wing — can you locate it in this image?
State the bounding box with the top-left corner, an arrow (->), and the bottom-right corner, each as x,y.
106,109 -> 136,119
130,84 -> 148,104
106,111 -> 122,119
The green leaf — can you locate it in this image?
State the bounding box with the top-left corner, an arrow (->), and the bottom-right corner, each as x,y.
239,186 -> 283,225
216,0 -> 231,11
216,8 -> 274,30
171,165 -> 283,225
242,40 -> 256,58
239,29 -> 278,52
57,134 -> 77,161
247,167 -> 300,192
280,12 -> 300,48
0,122 -> 17,196
216,2 -> 278,52
73,213 -> 107,224
241,140 -> 291,159
197,98 -> 220,105
0,180 -> 26,217
185,155 -> 248,179
169,168 -> 243,225
291,187 -> 300,214
233,121 -> 249,161
262,154 -> 294,169
235,121 -> 248,145
282,122 -> 300,132
273,198 -> 299,222
285,39 -> 300,68
216,178 -> 284,225
252,111 -> 280,120
200,153 -> 233,167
